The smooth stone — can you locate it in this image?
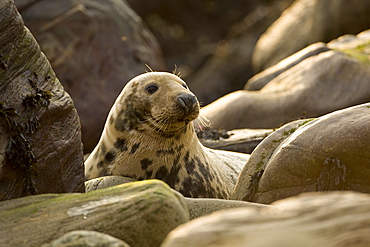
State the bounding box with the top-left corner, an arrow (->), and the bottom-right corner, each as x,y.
162,191 -> 370,247
42,230 -> 131,247
201,49 -> 370,130
245,42 -> 330,91
0,180 -> 189,247
85,176 -> 137,192
252,0 -> 370,71
232,103 -> 370,203
184,197 -> 270,220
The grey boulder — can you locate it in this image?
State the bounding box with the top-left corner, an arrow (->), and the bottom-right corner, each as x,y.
162,191 -> 370,247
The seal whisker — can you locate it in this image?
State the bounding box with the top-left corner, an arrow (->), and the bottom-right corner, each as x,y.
172,64 -> 182,78
154,116 -> 172,133
145,64 -> 154,73
142,114 -> 171,134
194,113 -> 211,131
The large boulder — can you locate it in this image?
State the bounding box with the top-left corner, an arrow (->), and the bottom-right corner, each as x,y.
17,0 -> 166,152
127,0 -> 294,105
201,31 -> 370,130
0,180 -> 189,247
42,230 -> 131,247
0,0 -> 84,201
232,103 -> 370,203
247,29 -> 370,91
126,0 -> 266,76
85,175 -> 270,221
186,0 -> 294,105
161,191 -> 370,247
245,42 -> 330,91
252,0 -> 370,71
185,197 -> 269,220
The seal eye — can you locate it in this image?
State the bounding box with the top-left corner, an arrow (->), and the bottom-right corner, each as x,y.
182,83 -> 188,89
145,84 -> 158,94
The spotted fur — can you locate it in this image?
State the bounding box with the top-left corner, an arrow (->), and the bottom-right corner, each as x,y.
85,72 -> 249,199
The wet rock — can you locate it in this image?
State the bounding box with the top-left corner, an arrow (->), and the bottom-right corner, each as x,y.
17,0 -> 166,152
0,180 -> 189,247
232,103 -> 370,203
252,0 -> 370,71
0,0 -> 84,201
161,191 -> 370,247
42,230 -> 131,247
201,43 -> 370,130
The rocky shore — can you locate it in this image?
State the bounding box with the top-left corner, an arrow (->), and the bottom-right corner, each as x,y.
1,0 -> 370,246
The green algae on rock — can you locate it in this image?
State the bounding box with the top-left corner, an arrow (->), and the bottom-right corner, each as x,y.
0,179 -> 189,247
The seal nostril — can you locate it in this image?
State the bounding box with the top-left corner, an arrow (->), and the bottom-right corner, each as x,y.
178,97 -> 186,108
177,93 -> 197,109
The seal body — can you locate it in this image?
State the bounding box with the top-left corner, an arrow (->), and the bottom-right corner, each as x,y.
85,72 -> 249,199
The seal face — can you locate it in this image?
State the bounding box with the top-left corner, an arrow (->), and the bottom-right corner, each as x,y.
85,72 -> 248,199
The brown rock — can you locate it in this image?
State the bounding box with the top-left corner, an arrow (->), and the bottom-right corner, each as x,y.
252,0 -> 370,71
162,191 -> 370,247
126,0 -> 265,76
199,128 -> 273,154
232,103 -> 370,203
18,0 -> 166,152
245,42 -> 330,91
0,0 -> 84,201
186,0 -> 294,105
201,49 -> 370,130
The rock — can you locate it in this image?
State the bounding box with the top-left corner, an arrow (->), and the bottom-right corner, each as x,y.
328,29 -> 370,50
161,191 -> 370,247
246,29 -> 370,92
245,42 -> 330,90
17,0 -> 166,152
0,180 -> 188,247
42,230 -> 131,247
0,0 -> 84,201
252,0 -> 370,71
85,176 -> 137,192
184,197 -> 270,220
186,0 -> 294,105
201,48 -> 370,130
232,103 -> 370,203
85,175 -> 269,221
199,128 -> 273,154
126,0 -> 267,77
230,119 -> 312,202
